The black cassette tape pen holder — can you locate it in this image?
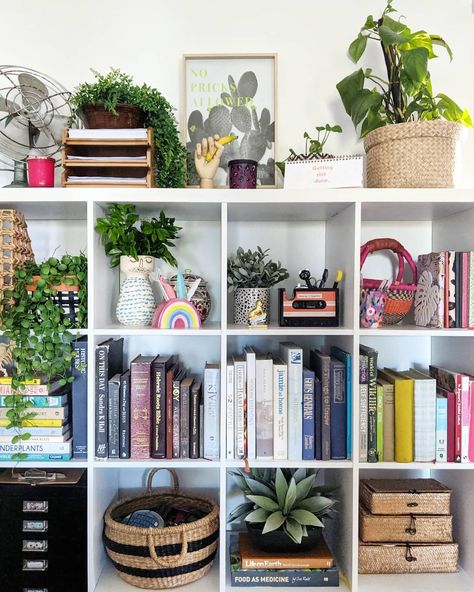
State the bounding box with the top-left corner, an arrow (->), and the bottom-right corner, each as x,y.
278,268 -> 342,327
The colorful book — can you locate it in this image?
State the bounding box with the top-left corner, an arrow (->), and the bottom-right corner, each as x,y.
0,452 -> 72,461
119,370 -> 131,459
255,353 -> 273,459
329,356 -> 346,460
130,355 -> 156,459
302,366 -> 315,460
377,377 -> 395,462
180,376 -> 193,459
166,364 -> 178,459
0,406 -> 69,420
150,355 -> 174,459
436,386 -> 456,462
378,369 -> 414,463
203,362 -> 220,460
190,377 -> 202,459
172,367 -> 186,459
436,392 -> 448,463
462,252 -> 469,328
107,373 -> 121,458
310,349 -> 331,460
376,383 -> 384,462
469,252 -> 474,328
273,358 -> 288,460
72,335 -> 87,459
0,418 -> 65,427
446,251 -> 456,328
469,377 -> 474,462
360,345 -> 378,463
403,369 -> 436,462
0,393 -> 69,407
0,441 -> 72,456
0,379 -> 66,396
359,353 -> 369,462
226,360 -> 235,460
416,252 -> 445,328
234,355 -> 246,459
330,346 -> 352,460
314,376 -> 322,461
244,346 -> 257,460
455,252 -> 463,328
279,342 -> 303,461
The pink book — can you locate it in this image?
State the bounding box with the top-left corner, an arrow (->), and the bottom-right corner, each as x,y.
437,387 -> 456,463
462,252 -> 469,328
469,379 -> 474,461
130,355 -> 156,459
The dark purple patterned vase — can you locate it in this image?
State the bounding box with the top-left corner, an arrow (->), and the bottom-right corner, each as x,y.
229,159 -> 258,189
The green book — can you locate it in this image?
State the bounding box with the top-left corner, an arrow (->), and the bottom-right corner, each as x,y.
376,383 -> 384,462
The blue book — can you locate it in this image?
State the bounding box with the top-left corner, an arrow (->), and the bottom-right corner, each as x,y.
436,392 -> 448,463
330,346 -> 352,460
314,376 -> 322,460
302,367 -> 315,460
0,453 -> 72,461
72,336 -> 88,459
329,357 -> 347,459
0,393 -> 68,407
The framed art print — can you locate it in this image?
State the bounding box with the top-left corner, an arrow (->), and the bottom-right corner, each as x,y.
183,53 -> 277,187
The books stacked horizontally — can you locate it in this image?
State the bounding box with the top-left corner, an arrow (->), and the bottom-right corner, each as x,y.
359,344 -> 474,463
230,532 -> 339,587
227,343 -> 352,461
415,251 -> 474,329
0,337 -> 88,461
94,338 -> 220,460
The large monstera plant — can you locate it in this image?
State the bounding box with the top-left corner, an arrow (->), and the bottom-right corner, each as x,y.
187,71 -> 275,185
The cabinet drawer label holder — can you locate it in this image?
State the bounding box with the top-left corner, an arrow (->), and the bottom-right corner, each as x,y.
23,559 -> 48,571
23,520 -> 48,532
22,539 -> 48,552
23,500 -> 49,513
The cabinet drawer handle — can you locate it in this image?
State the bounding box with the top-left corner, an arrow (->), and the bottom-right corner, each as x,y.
407,502 -> 418,507
23,501 -> 49,513
22,559 -> 48,571
23,539 -> 48,552
23,520 -> 48,533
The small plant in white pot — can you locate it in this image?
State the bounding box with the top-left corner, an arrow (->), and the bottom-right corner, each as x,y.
227,246 -> 289,325
337,0 -> 472,188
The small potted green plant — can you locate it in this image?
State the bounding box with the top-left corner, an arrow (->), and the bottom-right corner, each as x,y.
228,468 -> 336,552
95,203 -> 181,326
70,68 -> 187,188
336,0 -> 472,188
227,246 -> 289,325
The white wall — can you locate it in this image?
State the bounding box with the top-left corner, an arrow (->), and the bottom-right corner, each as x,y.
0,0 -> 472,186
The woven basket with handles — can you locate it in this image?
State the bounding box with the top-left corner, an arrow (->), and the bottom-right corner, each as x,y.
363,120 -> 465,188
360,238 -> 417,325
104,468 -> 219,589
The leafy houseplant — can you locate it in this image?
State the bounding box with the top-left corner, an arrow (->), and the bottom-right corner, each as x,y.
228,468 -> 336,551
70,68 -> 187,188
276,124 -> 342,177
95,203 -> 181,269
227,247 -> 289,324
336,0 -> 472,188
0,254 -> 88,459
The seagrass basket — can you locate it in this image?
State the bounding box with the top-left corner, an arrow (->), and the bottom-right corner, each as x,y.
359,505 -> 453,543
359,542 -> 458,574
104,468 -> 219,589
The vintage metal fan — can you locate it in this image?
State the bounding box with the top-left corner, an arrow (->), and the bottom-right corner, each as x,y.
0,66 -> 71,186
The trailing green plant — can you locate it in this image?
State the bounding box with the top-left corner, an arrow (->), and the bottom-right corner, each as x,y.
70,68 -> 187,187
95,203 -> 181,268
276,123 -> 342,176
0,253 -> 88,459
336,0 -> 472,137
227,246 -> 289,292
228,468 -> 336,544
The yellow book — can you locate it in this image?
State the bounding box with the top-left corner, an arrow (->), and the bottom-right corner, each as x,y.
378,369 -> 414,463
0,419 -> 64,427
0,377 -> 42,385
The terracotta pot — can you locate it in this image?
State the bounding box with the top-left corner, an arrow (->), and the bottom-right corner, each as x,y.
27,275 -> 79,292
80,103 -> 145,129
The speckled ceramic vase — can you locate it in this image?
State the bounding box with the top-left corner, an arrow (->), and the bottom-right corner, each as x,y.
116,256 -> 156,326
233,287 -> 270,325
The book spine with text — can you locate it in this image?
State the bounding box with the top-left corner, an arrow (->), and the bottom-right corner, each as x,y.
314,377 -> 322,460
330,346 -> 352,460
234,356 -> 246,459
226,362 -> 235,459
0,394 -> 68,407
172,373 -> 181,459
329,357 -> 346,460
273,359 -> 288,460
180,377 -> 192,459
190,378 -> 202,459
244,347 -> 257,460
310,350 -> 331,460
130,356 -> 154,459
72,336 -> 87,459
166,365 -> 176,459
95,343 -> 109,458
256,356 -> 273,459
302,367 -> 315,460
376,383 -> 384,462
107,374 -> 121,458
119,370 -> 130,459
280,343 -> 303,461
151,357 -> 173,459
359,354 -> 369,462
436,392 -> 448,463
364,349 -> 378,463
203,364 -> 220,460
469,252 -> 474,328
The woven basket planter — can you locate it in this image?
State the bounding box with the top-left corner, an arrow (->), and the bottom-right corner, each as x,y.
363,120 -> 466,188
104,468 -> 219,589
359,542 -> 458,574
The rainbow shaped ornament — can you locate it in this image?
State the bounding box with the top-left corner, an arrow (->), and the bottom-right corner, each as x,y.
152,298 -> 201,329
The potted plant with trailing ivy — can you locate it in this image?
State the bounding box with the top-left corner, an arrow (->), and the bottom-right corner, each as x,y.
227,246 -> 289,325
95,203 -> 181,326
228,468 -> 336,552
336,0 -> 472,188
70,68 -> 187,187
0,254 -> 87,459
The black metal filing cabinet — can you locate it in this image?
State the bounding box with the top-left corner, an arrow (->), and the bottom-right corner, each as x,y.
0,469 -> 87,592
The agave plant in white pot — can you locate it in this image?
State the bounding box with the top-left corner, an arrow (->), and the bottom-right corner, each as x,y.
228,468 -> 336,553
227,246 -> 289,325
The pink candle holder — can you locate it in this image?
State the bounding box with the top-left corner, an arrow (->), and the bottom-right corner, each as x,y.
27,156 -> 55,187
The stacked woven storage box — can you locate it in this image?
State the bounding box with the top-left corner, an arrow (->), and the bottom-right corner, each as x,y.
359,478 -> 458,574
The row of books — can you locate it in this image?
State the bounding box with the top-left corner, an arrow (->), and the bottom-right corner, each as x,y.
416,251 -> 474,328
359,344 -> 474,462
230,533 -> 339,587
0,336 -> 87,461
94,338 -> 221,460
227,343 -> 352,461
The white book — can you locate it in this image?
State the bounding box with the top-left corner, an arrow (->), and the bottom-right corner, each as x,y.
403,369 -> 436,462
256,353 -> 273,459
244,346 -> 257,460
226,361 -> 235,460
0,440 -> 71,455
233,355 -> 247,459
279,342 -> 303,460
203,363 -> 220,460
68,128 -> 148,140
0,430 -> 71,443
436,392 -> 448,463
273,358 -> 288,460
